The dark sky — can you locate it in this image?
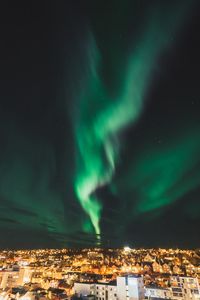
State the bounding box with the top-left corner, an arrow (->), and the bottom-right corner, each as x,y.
0,0 -> 200,249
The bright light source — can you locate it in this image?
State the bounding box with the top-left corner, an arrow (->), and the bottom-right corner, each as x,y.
124,246 -> 131,252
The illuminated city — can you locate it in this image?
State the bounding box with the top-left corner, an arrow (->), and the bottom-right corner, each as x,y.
0,248 -> 199,299
0,0 -> 200,299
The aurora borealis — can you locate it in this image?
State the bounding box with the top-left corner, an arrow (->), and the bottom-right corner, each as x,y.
0,0 -> 200,248
74,1 -> 193,236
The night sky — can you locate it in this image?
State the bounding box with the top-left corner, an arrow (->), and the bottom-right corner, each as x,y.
0,0 -> 200,249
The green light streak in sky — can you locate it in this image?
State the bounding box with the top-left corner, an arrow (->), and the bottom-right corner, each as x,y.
117,129 -> 200,216
74,2 -> 192,235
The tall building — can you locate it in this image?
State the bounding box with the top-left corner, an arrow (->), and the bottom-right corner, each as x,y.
117,276 -> 144,300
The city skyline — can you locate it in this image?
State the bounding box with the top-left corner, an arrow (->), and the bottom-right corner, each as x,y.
0,247 -> 199,299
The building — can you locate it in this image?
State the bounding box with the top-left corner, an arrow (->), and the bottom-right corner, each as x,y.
95,282 -> 117,300
17,268 -> 32,285
74,275 -> 200,300
74,282 -> 117,300
144,277 -> 200,300
170,276 -> 200,300
74,282 -> 93,298
74,275 -> 144,300
0,271 -> 20,289
117,276 -> 144,300
0,267 -> 32,289
145,286 -> 172,299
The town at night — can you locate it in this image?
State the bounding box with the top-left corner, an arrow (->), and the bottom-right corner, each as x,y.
0,248 -> 199,299
0,0 -> 200,299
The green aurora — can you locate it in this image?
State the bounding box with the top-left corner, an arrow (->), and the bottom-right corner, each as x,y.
73,1 -> 193,237
115,128 -> 200,217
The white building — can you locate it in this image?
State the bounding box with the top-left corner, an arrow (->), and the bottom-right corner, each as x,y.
74,282 -> 117,300
145,287 -> 172,299
74,275 -> 144,300
170,276 -> 200,300
95,282 -> 117,300
117,276 -> 144,300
